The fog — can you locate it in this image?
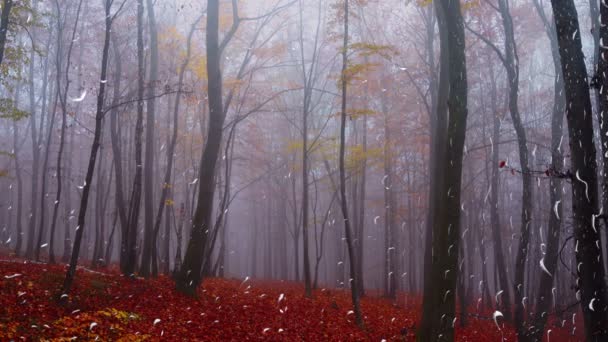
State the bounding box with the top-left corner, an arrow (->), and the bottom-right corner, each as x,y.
1,0 -> 608,339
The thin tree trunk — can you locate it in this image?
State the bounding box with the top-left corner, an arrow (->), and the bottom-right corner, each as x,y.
140,0 -> 159,278
35,75 -> 59,262
382,91 -> 396,299
493,1 -> 533,335
49,0 -> 84,264
528,2 -> 565,339
338,0 -> 363,328
150,12 -> 204,278
61,0 -> 114,296
12,82 -> 24,256
108,33 -> 129,271
488,61 -> 511,320
25,1 -> 41,258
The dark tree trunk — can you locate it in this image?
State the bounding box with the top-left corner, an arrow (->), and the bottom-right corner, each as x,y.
421,2 -> 446,321
35,75 -> 59,262
301,49 -> 312,298
549,0 -> 608,338
382,92 -> 396,300
150,12 -> 203,278
61,0 -> 114,296
175,0 -> 227,296
12,84 -> 23,256
488,61 -> 511,319
529,2 -> 566,339
108,33 -> 129,271
123,0 -> 146,276
418,0 -> 468,339
493,1 -> 533,335
25,6 -> 41,259
61,114 -> 75,263
338,0 -> 363,328
105,210 -> 118,264
0,0 -> 13,67
49,0 -> 84,265
595,0 -> 608,279
140,0 -> 159,278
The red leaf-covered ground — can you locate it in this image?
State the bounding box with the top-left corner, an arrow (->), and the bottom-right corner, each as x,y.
0,258 -> 584,341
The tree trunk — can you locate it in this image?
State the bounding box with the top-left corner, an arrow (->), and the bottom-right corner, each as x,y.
301,61 -> 312,298
421,1 -> 446,321
49,0 -> 84,264
493,2 -> 533,336
35,75 -> 59,262
0,0 -> 13,67
12,83 -> 23,256
108,33 -> 129,271
338,0 -> 363,328
25,6 -> 40,259
488,61 -> 511,320
595,0 -> 608,282
175,0 -> 227,296
61,0 -> 113,296
123,0 -> 146,276
528,2 -> 566,339
418,0 -> 468,339
140,0 -> 159,278
549,0 -> 608,338
382,91 -> 396,299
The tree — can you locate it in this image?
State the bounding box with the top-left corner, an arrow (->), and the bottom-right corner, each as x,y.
48,0 -> 84,264
0,0 -> 13,68
123,0 -> 146,276
61,0 -> 126,297
298,0 -> 324,298
465,1 -> 533,327
150,11 -> 205,277
418,0 -> 469,339
548,0 -> 608,338
528,0 -> 565,339
337,0 -> 363,328
175,0 -> 227,296
140,0 -> 159,278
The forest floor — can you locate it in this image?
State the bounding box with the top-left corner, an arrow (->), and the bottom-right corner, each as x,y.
0,255 -> 583,341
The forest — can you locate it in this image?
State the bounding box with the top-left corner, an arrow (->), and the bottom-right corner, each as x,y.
1,0 -> 608,340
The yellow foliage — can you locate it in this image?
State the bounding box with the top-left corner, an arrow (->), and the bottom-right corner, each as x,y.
189,55 -> 208,81
462,0 -> 480,10
346,145 -> 383,170
285,139 -> 304,154
31,308 -> 148,341
348,108 -> 377,119
98,308 -> 141,323
342,62 -> 380,83
350,43 -> 398,60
